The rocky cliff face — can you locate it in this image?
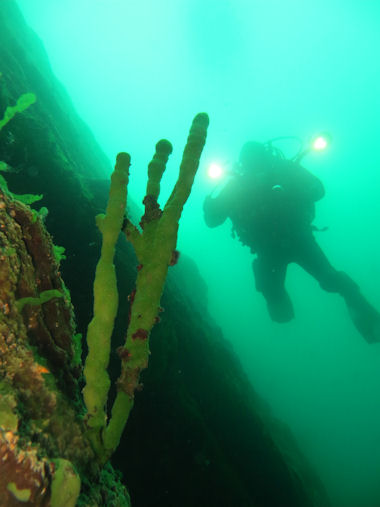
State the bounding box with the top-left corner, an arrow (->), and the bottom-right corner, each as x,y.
0,1 -> 330,506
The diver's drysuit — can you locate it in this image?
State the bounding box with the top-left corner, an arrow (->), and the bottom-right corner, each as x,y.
203,155 -> 380,343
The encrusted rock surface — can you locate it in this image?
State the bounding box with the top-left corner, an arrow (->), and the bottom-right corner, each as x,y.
0,189 -> 130,507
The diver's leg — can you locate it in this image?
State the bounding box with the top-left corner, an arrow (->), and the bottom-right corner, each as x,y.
295,235 -> 380,343
252,254 -> 294,323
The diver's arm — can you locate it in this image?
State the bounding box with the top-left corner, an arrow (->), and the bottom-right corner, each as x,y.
286,164 -> 325,202
203,183 -> 233,228
302,168 -> 325,201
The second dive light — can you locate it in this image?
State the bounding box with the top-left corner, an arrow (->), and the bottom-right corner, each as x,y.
312,135 -> 329,151
293,132 -> 331,162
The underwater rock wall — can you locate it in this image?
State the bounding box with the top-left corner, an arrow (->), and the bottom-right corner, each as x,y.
0,189 -> 130,506
0,0 -> 115,338
0,1 -> 330,506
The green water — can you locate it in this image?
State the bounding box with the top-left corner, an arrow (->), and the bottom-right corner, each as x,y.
16,1 -> 380,505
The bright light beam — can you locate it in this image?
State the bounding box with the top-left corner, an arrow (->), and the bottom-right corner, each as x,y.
312,136 -> 328,151
208,162 -> 224,179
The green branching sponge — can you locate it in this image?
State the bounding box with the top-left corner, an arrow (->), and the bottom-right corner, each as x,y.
82,152 -> 131,456
83,113 -> 209,463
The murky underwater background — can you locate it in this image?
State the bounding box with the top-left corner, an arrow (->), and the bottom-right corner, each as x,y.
15,1 -> 380,505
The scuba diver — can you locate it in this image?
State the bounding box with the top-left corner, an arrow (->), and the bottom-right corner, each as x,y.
203,141 -> 380,343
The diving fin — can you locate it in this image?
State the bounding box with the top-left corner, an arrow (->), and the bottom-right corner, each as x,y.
346,300 -> 380,344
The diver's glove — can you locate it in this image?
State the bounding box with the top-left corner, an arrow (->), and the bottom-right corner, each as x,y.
203,194 -> 214,212
203,194 -> 227,227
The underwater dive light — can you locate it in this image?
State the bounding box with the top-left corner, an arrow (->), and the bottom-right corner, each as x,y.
312,135 -> 329,151
207,162 -> 224,180
293,132 -> 331,162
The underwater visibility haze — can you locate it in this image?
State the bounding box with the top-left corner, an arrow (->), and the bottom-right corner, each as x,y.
3,0 -> 380,505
